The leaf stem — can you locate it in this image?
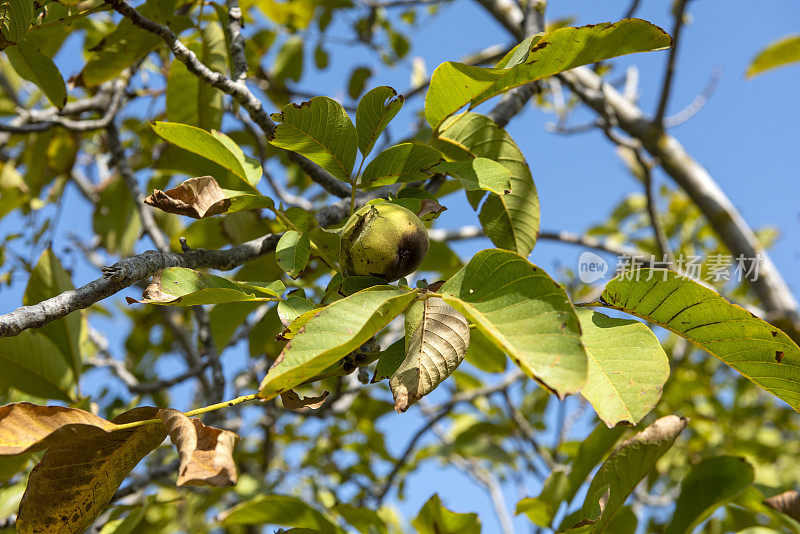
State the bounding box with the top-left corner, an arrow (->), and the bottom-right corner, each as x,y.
109,393 -> 261,431
350,158 -> 366,216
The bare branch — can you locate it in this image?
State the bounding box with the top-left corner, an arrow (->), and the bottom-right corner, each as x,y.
654,0 -> 691,126
225,0 -> 247,83
664,67 -> 721,128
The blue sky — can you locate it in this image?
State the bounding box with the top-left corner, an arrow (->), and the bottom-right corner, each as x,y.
1,0 -> 799,531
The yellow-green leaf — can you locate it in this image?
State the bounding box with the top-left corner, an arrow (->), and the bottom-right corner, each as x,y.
747,35 -> 800,78
5,38 -> 67,108
355,86 -> 404,157
598,268 -> 800,410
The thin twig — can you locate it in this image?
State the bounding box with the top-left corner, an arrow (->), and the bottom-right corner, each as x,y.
654,0 -> 691,127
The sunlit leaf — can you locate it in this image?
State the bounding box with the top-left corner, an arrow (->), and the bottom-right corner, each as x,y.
747,35 -> 800,78
268,96 -> 358,181
152,122 -> 262,188
128,267 -> 285,306
425,19 -> 672,128
258,286 -> 417,399
16,407 -> 167,534
391,296 -> 470,412
433,158 -> 511,196
432,113 -> 539,256
598,269 -> 800,410
440,249 -> 586,397
356,86 -> 404,157
360,143 -> 441,188
666,456 -> 754,534
576,308 -> 669,426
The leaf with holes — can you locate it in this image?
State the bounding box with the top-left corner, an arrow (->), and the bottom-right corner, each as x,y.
128,267 -> 285,306
360,143 -> 442,188
390,296 -> 470,412
259,286 -> 417,399
424,19 -> 672,129
440,249 -> 586,397
432,113 -> 539,256
576,308 -> 669,426
356,86 -> 404,157
597,269 -> 800,410
268,96 -> 358,181
276,230 -> 311,279
16,407 -> 167,534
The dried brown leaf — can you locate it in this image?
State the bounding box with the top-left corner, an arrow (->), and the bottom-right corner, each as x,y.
280,390 -> 330,411
416,199 -> 447,221
765,490 -> 800,521
0,402 -> 117,455
158,409 -> 239,487
144,176 -> 231,219
16,407 -> 166,534
391,296 -> 470,412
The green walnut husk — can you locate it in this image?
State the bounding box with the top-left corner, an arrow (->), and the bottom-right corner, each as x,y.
340,203 -> 429,282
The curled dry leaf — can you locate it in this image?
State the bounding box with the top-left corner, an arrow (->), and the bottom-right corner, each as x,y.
158,408 -> 239,487
144,176 -> 231,218
416,199 -> 447,221
16,407 -> 167,534
391,296 -> 470,412
0,402 -> 116,455
764,490 -> 800,521
280,390 -> 330,411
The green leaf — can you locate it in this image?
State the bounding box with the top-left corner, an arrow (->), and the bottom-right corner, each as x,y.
332,503 -> 387,534
219,495 -> 340,532
424,19 -> 672,128
433,158 -> 512,196
747,35 -> 800,78
93,177 -> 142,255
360,143 -> 441,188
347,65 -> 372,100
564,423 -> 627,504
268,96 -> 358,181
5,38 -> 67,108
465,326 -> 507,373
166,23 -> 226,130
129,267 -> 285,306
516,470 -> 569,527
271,35 -> 304,84
276,230 -> 311,279
412,494 -> 481,534
0,0 -> 34,47
666,456 -> 755,534
258,286 -> 417,400
151,122 -> 262,189
563,415 -> 687,531
79,0 -> 189,86
371,337 -> 405,383
24,249 -> 85,377
440,249 -> 586,397
355,86 -> 404,157
277,293 -> 316,326
598,268 -> 800,410
0,329 -> 75,401
432,113 -> 540,256
576,308 -> 669,426
391,296 -> 470,412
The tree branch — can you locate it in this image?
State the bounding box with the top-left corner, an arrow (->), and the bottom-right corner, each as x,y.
654,0 -> 690,126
